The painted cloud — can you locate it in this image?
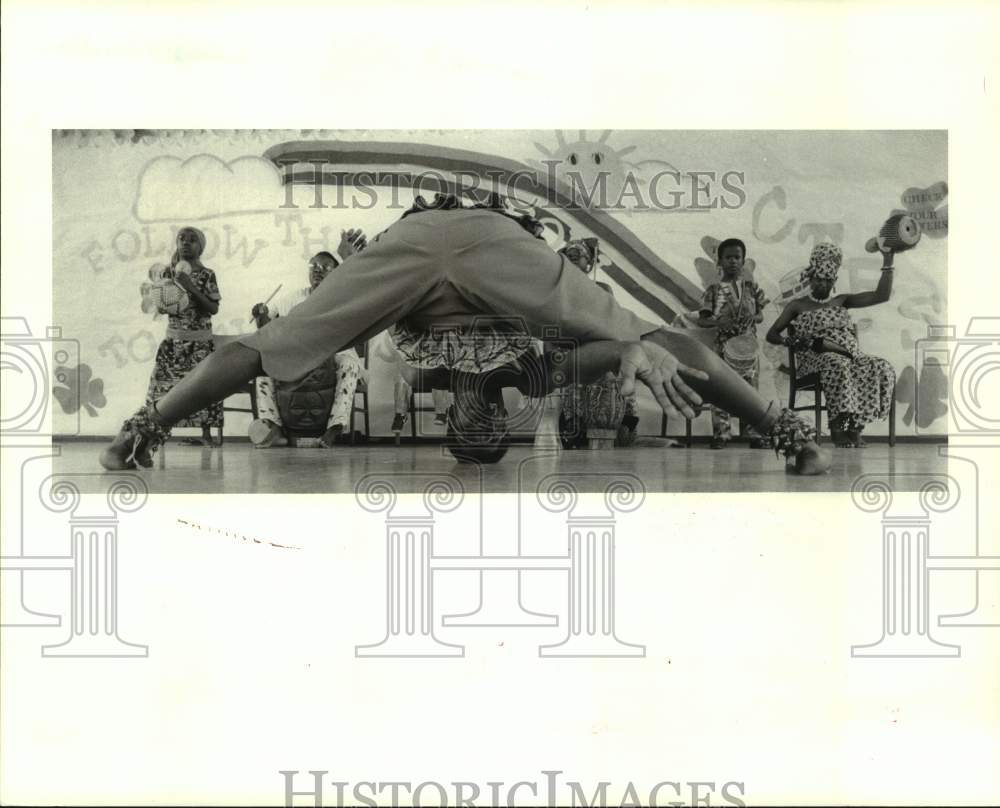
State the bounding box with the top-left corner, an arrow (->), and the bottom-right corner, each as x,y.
134,154 -> 282,222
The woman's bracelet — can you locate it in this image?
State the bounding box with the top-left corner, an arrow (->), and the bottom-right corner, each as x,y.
881,266 -> 894,272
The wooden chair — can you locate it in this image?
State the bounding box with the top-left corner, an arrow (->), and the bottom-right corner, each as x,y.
786,325 -> 896,446
397,367 -> 452,443
659,412 -> 694,447
348,342 -> 371,444
218,380 -> 259,445
213,334 -> 259,445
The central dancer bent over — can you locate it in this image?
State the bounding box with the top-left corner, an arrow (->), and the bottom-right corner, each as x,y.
100,197 -> 829,474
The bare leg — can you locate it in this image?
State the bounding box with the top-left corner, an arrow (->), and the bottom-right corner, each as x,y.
394,375 -> 412,416
643,330 -> 773,428
431,388 -> 451,416
643,330 -> 827,473
154,342 -> 264,423
99,342 -> 264,470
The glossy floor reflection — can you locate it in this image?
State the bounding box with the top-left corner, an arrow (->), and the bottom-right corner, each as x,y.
54,440 -> 947,494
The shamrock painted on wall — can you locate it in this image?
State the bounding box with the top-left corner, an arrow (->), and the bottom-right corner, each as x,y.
53,362 -> 107,417
895,353 -> 948,428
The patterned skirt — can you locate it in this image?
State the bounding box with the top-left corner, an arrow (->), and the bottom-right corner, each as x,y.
797,350 -> 895,428
390,321 -> 537,373
144,337 -> 224,428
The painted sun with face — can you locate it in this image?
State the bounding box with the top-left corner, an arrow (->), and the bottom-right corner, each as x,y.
531,130 -> 683,210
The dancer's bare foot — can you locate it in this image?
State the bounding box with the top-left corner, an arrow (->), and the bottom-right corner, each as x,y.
99,429 -> 138,470
793,440 -> 832,475
99,407 -> 170,470
767,409 -> 831,475
319,424 -> 344,448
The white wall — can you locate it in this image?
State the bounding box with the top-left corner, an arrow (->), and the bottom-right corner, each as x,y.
51,129 -> 948,437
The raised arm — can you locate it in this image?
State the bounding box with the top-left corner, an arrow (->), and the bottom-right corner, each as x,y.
842,250 -> 895,309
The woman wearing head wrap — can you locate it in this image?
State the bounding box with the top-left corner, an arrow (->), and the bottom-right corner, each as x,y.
143,226 -> 223,446
766,241 -> 897,447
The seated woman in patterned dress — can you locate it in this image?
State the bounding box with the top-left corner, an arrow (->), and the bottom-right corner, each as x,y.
765,242 -> 897,448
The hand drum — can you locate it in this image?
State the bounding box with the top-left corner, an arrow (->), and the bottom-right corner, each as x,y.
865,214 -> 921,254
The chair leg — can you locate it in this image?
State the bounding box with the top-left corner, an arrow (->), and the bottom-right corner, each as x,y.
814,390 -> 823,436
889,395 -> 897,447
217,425 -> 223,446
686,417 -> 693,448
660,412 -> 668,439
409,393 -> 417,440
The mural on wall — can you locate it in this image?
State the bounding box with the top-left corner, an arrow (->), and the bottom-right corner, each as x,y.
51,129 -> 949,438
52,362 -> 106,418
134,154 -> 283,223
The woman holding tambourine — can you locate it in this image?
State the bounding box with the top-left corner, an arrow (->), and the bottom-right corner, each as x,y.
142,226 -> 223,447
765,238 -> 899,448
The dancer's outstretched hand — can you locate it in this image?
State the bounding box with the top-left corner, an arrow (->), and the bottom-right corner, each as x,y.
619,342 -> 708,420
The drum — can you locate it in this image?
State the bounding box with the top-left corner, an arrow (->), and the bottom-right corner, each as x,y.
274,355 -> 340,435
865,214 -> 921,254
141,262 -> 190,316
723,334 -> 759,375
151,283 -> 189,316
558,375 -> 628,450
584,376 -> 629,449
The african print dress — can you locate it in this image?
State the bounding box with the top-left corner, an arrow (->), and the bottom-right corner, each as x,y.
144,266 -> 223,428
388,319 -> 536,373
792,304 -> 895,431
700,278 -> 767,440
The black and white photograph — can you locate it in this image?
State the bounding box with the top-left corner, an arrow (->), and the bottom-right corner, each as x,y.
50,128 -> 948,493
2,2 -> 998,807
